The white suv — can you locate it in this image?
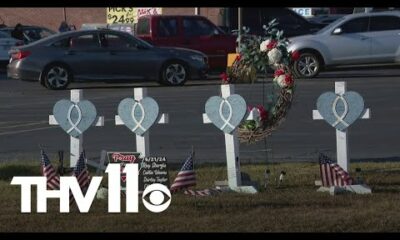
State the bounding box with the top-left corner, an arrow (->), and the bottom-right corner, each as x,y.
288,11 -> 400,78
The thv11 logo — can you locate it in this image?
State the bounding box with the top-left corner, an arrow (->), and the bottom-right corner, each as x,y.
10,164 -> 171,213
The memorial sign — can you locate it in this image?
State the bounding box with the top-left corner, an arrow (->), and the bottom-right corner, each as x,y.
107,152 -> 141,190
139,156 -> 169,192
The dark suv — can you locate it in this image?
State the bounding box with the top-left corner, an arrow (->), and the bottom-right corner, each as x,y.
228,8 -> 324,37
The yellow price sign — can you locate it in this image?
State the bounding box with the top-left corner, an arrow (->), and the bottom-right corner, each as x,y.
107,8 -> 136,24
107,8 -> 163,24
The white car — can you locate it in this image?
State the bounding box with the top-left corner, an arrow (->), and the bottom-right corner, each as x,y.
81,23 -> 135,35
288,11 -> 400,78
0,31 -> 22,61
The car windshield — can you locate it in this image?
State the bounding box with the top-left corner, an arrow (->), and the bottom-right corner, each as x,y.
314,16 -> 345,34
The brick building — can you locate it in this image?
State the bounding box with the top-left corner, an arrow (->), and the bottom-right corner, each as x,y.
0,7 -> 225,31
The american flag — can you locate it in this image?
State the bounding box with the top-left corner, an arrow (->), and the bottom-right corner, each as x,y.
40,150 -> 60,190
70,151 -> 91,205
170,151 -> 196,192
319,153 -> 353,187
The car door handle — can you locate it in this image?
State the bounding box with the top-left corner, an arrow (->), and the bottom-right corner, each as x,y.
360,36 -> 369,40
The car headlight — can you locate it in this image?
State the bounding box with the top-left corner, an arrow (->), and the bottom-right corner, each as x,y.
190,55 -> 205,63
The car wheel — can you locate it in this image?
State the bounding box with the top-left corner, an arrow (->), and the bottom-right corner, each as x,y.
159,61 -> 188,86
43,64 -> 71,90
293,52 -> 321,78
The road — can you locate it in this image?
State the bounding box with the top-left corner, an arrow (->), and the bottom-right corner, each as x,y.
0,67 -> 399,165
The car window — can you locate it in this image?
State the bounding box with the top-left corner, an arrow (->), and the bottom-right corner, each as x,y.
183,18 -> 218,37
0,29 -> 11,37
69,34 -> 100,49
0,31 -> 10,38
24,29 -> 41,41
158,18 -> 178,37
37,28 -> 55,38
21,28 -> 55,42
52,38 -> 70,48
339,17 -> 369,33
137,18 -> 150,35
315,17 -> 344,34
369,16 -> 400,31
100,33 -> 132,49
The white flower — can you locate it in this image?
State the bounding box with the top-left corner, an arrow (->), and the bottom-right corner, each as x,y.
96,187 -> 108,200
260,39 -> 271,52
268,48 -> 282,65
249,107 -> 262,127
274,74 -> 287,88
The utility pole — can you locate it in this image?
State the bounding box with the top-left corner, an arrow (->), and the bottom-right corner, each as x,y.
63,8 -> 67,22
237,8 -> 242,52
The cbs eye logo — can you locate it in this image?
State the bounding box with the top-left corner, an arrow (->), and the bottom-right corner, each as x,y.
142,184 -> 171,213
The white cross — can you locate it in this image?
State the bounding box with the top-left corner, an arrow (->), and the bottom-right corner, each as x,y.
313,81 -> 371,172
115,88 -> 168,158
203,84 -> 258,194
49,89 -> 105,167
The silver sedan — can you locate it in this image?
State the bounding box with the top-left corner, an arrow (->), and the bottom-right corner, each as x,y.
288,11 -> 400,78
7,29 -> 208,89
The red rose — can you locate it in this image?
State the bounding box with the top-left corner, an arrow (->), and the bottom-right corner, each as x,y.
257,105 -> 268,121
291,51 -> 300,61
274,69 -> 285,77
267,40 -> 277,50
220,72 -> 229,83
235,54 -> 241,62
284,74 -> 294,86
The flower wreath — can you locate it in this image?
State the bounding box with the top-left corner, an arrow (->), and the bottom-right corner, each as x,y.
220,20 -> 300,143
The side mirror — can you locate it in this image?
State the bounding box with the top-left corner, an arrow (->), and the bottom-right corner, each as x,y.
332,27 -> 342,35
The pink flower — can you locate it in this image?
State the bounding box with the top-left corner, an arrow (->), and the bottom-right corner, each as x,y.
247,105 -> 253,112
274,69 -> 285,77
291,51 -> 300,61
220,72 -> 229,83
267,40 -> 277,50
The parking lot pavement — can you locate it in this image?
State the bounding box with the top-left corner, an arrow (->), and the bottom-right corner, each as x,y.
0,67 -> 400,164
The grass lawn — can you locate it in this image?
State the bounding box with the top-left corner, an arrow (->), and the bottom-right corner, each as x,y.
1,161 -> 400,232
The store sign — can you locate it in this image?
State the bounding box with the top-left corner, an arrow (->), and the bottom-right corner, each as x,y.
107,7 -> 162,24
107,8 -> 136,24
292,8 -> 313,17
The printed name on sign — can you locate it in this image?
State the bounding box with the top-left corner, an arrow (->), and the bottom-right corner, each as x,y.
139,156 -> 169,191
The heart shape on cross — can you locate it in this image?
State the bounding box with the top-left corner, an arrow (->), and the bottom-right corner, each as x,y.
317,91 -> 365,132
205,94 -> 247,134
118,97 -> 159,136
53,99 -> 97,138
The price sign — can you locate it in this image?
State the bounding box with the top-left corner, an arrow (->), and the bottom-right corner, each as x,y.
107,7 -> 163,24
107,7 -> 136,24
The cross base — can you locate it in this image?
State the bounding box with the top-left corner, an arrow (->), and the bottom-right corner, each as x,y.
231,186 -> 258,194
317,184 -> 372,195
